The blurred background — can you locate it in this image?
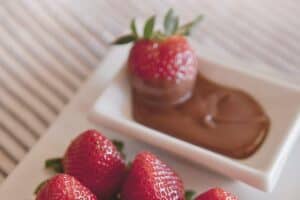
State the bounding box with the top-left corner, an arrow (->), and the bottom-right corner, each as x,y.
0,0 -> 299,184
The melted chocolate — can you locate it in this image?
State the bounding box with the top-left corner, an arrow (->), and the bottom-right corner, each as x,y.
132,73 -> 270,159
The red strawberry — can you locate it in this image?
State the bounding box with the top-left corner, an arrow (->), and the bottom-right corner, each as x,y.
121,151 -> 185,200
128,35 -> 197,83
195,188 -> 238,200
44,130 -> 126,199
36,174 -> 97,200
114,9 -> 203,106
62,130 -> 126,200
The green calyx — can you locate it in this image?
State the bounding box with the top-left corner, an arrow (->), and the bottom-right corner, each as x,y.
45,158 -> 64,173
112,139 -> 126,159
185,190 -> 196,200
34,179 -> 48,195
112,8 -> 204,44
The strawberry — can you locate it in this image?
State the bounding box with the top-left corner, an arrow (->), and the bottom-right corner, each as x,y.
121,151 -> 185,200
128,35 -> 197,84
35,174 -> 97,200
195,188 -> 238,200
45,130 -> 126,200
114,9 -> 203,106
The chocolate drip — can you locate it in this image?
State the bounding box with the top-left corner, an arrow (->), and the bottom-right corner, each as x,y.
132,72 -> 270,159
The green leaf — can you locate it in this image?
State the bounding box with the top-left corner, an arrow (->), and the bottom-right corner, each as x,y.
34,180 -> 48,195
112,34 -> 136,45
130,19 -> 138,38
164,8 -> 174,33
112,139 -> 126,159
164,8 -> 174,27
177,15 -> 204,36
112,140 -> 124,152
143,16 -> 155,39
185,190 -> 196,200
164,8 -> 179,35
45,158 -> 64,173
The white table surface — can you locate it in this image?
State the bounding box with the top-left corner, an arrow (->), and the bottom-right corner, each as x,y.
0,48 -> 299,199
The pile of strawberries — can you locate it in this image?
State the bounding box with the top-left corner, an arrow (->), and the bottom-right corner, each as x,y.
35,130 -> 238,200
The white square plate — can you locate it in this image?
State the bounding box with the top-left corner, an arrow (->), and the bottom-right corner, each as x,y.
90,49 -> 300,192
1,47 -> 300,199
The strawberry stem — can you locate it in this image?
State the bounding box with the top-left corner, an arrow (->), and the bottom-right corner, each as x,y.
45,158 -> 64,173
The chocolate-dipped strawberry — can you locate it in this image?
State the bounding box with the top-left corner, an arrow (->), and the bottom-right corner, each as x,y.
114,9 -> 203,106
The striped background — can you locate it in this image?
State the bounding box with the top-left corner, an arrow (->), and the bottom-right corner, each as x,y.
0,0 -> 299,184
